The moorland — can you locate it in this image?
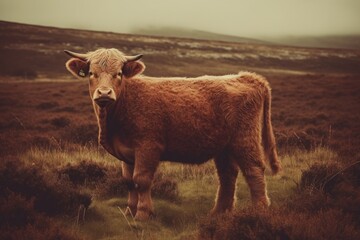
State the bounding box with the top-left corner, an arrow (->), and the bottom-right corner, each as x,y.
0,21 -> 359,240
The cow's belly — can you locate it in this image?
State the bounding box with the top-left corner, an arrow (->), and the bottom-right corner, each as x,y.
162,150 -> 217,164
111,119 -> 230,164
162,127 -> 230,164
111,134 -> 228,164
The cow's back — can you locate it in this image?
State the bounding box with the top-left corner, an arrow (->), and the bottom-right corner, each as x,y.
121,72 -> 266,163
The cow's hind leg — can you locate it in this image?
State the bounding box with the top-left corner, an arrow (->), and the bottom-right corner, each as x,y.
233,143 -> 270,207
211,154 -> 239,214
122,162 -> 138,216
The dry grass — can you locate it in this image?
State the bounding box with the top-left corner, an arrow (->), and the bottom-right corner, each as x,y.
198,151 -> 360,240
1,141 -> 359,239
0,193 -> 85,240
198,207 -> 360,240
0,157 -> 92,216
0,156 -> 91,239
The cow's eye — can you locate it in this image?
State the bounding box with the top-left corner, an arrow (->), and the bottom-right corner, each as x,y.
89,71 -> 94,76
113,73 -> 121,79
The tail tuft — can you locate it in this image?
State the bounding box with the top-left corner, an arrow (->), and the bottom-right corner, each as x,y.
262,83 -> 281,175
269,151 -> 282,175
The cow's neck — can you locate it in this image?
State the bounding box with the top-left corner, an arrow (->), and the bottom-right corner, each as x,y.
97,106 -> 116,156
95,80 -> 127,157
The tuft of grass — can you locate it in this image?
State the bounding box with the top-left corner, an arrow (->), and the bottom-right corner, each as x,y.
152,173 -> 180,202
60,160 -> 107,186
198,207 -> 360,240
9,68 -> 38,79
51,116 -> 71,128
158,161 -> 216,182
0,157 -> 90,240
36,101 -> 59,110
19,145 -> 119,170
0,193 -> 84,240
276,131 -> 317,151
62,124 -> 98,145
300,163 -> 341,193
54,106 -> 77,112
295,160 -> 360,218
0,158 -> 92,216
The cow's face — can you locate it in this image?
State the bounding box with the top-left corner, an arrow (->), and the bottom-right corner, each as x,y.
65,49 -> 145,107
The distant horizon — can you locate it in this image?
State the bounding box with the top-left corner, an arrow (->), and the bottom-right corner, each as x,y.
1,0 -> 359,39
3,19 -> 360,50
2,19 -> 360,40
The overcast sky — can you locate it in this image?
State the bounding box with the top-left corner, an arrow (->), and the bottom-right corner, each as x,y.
0,0 -> 359,38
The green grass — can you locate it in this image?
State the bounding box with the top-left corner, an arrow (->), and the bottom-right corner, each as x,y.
17,146 -> 340,240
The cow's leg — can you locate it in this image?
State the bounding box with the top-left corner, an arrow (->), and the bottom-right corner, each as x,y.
121,162 -> 138,216
133,143 -> 161,221
211,154 -> 239,214
236,144 -> 270,207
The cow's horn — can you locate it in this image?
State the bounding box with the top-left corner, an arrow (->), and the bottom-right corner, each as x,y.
64,50 -> 88,61
125,54 -> 143,62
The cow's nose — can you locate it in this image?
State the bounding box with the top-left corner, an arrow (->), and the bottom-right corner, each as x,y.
97,88 -> 112,97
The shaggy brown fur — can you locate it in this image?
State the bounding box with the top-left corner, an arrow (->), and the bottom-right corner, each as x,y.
64,48 -> 281,221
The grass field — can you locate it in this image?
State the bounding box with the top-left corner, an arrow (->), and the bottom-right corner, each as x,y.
0,21 -> 360,239
11,146 -> 344,240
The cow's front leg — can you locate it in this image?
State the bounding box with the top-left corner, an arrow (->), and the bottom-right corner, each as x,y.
133,143 -> 161,221
122,162 -> 138,216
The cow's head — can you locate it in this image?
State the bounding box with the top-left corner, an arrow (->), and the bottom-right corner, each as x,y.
64,48 -> 145,107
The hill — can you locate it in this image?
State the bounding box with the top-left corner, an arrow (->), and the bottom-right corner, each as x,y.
268,35 -> 360,50
131,26 -> 270,45
1,20 -> 360,80
132,26 -> 360,50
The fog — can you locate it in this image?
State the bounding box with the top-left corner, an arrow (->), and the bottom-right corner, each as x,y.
0,0 -> 359,38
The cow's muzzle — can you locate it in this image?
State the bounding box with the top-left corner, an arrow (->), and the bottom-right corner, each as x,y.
93,88 -> 116,107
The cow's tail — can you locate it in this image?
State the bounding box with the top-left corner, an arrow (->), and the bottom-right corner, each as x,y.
262,87 -> 281,175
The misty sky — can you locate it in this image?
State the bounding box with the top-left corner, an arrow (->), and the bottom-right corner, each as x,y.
0,0 -> 359,38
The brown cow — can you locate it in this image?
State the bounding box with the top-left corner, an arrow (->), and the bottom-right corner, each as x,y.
64,48 -> 281,221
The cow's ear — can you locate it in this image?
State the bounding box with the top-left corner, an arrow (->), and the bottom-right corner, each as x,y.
65,58 -> 89,78
122,61 -> 145,79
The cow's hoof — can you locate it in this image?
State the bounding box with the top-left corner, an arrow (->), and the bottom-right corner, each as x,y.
210,207 -> 232,216
252,197 -> 271,209
209,208 -> 220,216
134,210 -> 153,221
